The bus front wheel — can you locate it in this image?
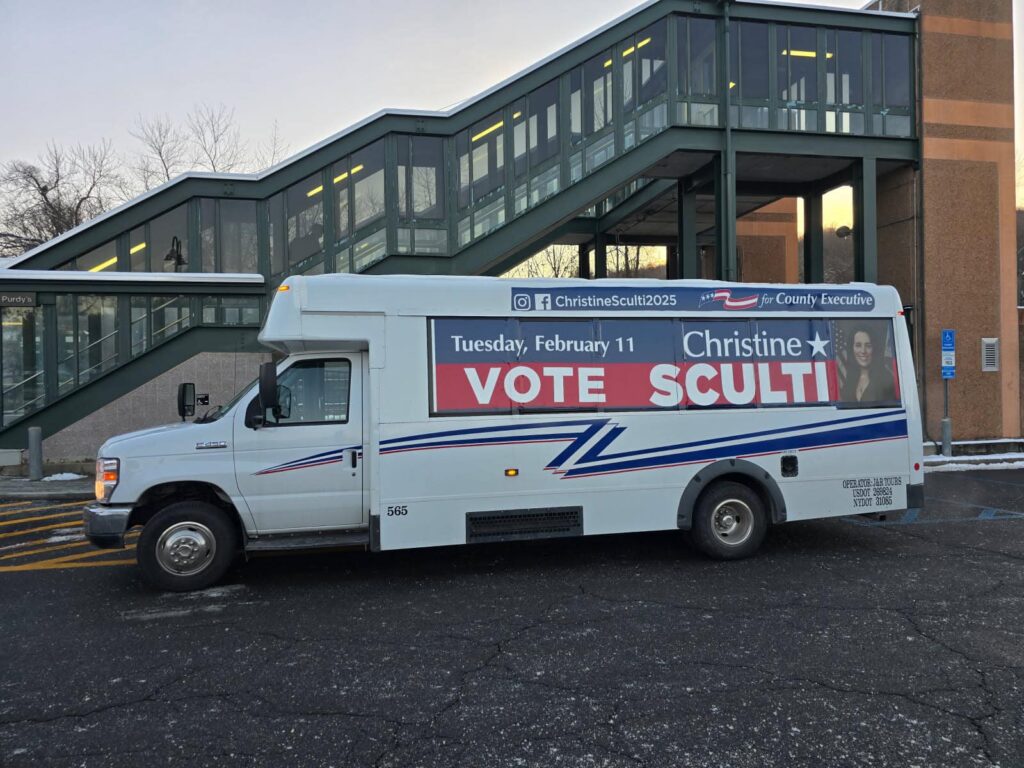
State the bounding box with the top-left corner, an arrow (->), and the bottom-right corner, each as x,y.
137,501 -> 238,592
689,481 -> 768,560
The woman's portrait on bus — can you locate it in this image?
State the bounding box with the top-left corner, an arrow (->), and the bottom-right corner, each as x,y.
835,319 -> 899,406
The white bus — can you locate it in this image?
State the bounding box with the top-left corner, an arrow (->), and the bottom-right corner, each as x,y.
85,275 -> 924,591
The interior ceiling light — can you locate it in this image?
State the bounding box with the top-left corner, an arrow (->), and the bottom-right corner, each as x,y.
512,111 -> 522,120
129,242 -> 146,255
306,184 -> 324,198
622,45 -> 636,57
782,49 -> 833,58
603,58 -> 612,68
471,121 -> 504,142
637,37 -> 651,49
88,256 -> 118,272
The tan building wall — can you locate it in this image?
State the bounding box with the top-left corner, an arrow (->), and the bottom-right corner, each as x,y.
875,0 -> 1019,439
736,198 -> 799,283
44,351 -> 269,461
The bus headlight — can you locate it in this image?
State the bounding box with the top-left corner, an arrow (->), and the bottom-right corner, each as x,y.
95,458 -> 120,502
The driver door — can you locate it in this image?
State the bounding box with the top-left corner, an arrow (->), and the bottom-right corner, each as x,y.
233,355 -> 364,533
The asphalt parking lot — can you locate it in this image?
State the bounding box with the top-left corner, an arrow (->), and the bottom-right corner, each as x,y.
0,470 -> 1022,767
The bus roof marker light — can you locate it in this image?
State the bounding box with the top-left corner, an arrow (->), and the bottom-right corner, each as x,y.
278,284 -> 290,292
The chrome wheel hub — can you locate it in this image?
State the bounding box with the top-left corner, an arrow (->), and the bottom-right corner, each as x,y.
710,499 -> 754,546
156,522 -> 217,576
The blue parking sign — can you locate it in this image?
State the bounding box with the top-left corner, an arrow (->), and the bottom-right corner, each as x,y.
941,329 -> 956,379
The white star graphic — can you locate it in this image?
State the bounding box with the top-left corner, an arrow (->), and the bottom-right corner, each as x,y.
806,332 -> 830,357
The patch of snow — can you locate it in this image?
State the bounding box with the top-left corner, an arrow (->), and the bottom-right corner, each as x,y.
926,461 -> 1024,473
925,452 -> 1024,463
44,533 -> 85,544
41,472 -> 87,481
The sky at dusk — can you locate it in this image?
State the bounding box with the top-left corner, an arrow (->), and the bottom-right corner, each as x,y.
1,0 -> 1021,208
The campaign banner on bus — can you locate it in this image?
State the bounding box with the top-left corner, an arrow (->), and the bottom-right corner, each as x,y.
430,317 -> 900,414
509,286 -> 876,313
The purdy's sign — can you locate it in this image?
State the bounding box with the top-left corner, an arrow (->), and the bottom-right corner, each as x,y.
429,317 -> 897,414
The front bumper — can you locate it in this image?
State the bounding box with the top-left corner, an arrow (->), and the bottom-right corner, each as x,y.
83,503 -> 132,549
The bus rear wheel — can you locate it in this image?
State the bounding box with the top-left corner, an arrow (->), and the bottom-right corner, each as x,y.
137,501 -> 237,592
689,481 -> 768,560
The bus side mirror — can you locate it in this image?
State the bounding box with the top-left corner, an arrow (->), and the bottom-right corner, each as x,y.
258,362 -> 278,413
177,382 -> 196,421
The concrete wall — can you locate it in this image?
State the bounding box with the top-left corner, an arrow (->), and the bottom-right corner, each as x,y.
44,351 -> 269,461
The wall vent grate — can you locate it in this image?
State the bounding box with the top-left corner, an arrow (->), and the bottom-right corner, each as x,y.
466,507 -> 582,543
981,337 -> 1000,372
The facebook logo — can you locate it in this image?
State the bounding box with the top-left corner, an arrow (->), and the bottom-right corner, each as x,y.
534,294 -> 552,310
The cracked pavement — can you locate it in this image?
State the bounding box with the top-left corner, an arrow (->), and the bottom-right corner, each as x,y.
1,469 -> 1023,767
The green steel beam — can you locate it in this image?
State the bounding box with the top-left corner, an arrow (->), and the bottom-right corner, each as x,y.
803,193 -> 824,283
853,155 -> 878,282
679,181 -> 698,278
0,275 -> 266,296
0,327 -> 262,450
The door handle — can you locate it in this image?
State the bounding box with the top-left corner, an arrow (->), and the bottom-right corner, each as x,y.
350,450 -> 358,469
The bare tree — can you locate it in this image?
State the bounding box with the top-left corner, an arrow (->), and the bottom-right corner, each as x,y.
129,114 -> 189,190
607,244 -> 642,277
504,244 -> 581,278
0,141 -> 125,257
186,103 -> 247,173
252,120 -> 290,172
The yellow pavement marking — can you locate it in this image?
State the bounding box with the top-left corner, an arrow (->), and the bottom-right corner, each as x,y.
47,544 -> 137,565
0,511 -> 81,528
0,558 -> 135,573
0,530 -> 139,561
0,500 -> 89,518
0,501 -> 31,510
0,522 -> 82,540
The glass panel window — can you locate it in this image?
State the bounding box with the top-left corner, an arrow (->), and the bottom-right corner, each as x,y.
129,226 -> 148,272
410,136 -> 445,219
828,30 -> 863,106
778,26 -> 817,104
2,306 -> 45,423
467,111 -> 505,203
352,139 -> 385,230
636,21 -> 667,106
689,17 -> 717,99
569,69 -> 583,146
267,193 -> 285,276
528,80 -> 559,168
265,359 -> 351,425
149,204 -> 189,273
883,34 -> 910,108
352,228 -> 387,272
584,51 -> 614,136
78,241 -> 118,273
151,295 -> 191,344
456,131 -> 471,209
76,295 -> 117,384
871,34 -> 883,107
219,200 -> 257,273
331,157 -> 352,241
737,22 -> 769,101
130,296 -> 148,358
199,199 -> 216,272
512,100 -> 528,179
57,295 -> 75,392
286,172 -> 324,266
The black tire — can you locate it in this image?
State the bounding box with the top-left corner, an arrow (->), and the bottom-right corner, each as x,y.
137,501 -> 239,592
689,481 -> 768,560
